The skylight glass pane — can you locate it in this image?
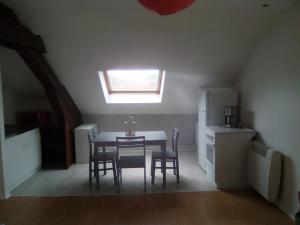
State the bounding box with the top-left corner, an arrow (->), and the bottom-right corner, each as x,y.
106,69 -> 160,92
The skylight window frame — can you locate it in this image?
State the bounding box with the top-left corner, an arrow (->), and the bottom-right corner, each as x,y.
103,70 -> 163,94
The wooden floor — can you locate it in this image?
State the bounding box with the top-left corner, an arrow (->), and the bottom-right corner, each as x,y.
0,190 -> 293,225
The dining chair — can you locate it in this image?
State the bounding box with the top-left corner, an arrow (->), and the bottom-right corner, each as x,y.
116,136 -> 146,192
151,128 -> 180,184
90,127 -> 110,175
87,130 -> 117,186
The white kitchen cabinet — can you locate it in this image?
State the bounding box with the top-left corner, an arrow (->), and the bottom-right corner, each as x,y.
198,103 -> 206,170
205,126 -> 255,188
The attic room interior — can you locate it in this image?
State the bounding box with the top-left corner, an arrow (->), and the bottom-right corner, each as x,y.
0,0 -> 299,224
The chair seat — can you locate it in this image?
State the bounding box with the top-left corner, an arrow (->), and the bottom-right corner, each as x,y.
117,155 -> 145,168
92,151 -> 116,162
152,149 -> 176,159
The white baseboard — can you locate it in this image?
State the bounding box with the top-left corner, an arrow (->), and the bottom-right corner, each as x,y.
276,203 -> 296,221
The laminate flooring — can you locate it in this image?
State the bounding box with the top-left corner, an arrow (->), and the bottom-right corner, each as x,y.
0,191 -> 293,225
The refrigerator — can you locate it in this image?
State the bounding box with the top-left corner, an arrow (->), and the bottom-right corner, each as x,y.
197,88 -> 238,171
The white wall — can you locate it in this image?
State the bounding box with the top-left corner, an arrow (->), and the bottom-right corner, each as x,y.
0,47 -> 47,99
236,3 -> 300,218
0,64 -> 8,198
2,87 -> 20,125
2,88 -> 54,126
0,47 -> 55,124
83,114 -> 197,148
19,99 -> 52,112
4,128 -> 41,191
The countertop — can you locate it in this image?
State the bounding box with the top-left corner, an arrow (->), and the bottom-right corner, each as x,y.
206,126 -> 256,134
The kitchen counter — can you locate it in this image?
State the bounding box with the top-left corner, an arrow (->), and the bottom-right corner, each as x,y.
204,126 -> 256,189
5,125 -> 39,139
206,126 -> 255,134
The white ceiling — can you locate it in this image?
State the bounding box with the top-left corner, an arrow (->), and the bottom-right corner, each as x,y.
0,0 -> 297,114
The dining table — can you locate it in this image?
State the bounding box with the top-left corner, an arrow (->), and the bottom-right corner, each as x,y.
91,130 -> 168,189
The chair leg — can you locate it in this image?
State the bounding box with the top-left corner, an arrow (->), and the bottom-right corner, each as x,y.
151,157 -> 155,183
103,147 -> 107,175
103,164 -> 107,175
144,166 -> 146,192
176,158 -> 180,183
120,168 -> 123,184
89,161 -> 92,186
117,167 -> 120,193
94,162 -> 98,178
151,158 -> 154,177
93,162 -> 96,178
173,160 -> 176,175
94,159 -> 100,189
112,160 -> 117,186
151,159 -> 156,184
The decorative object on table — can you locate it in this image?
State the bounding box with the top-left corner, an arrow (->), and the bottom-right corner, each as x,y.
138,0 -> 196,15
123,121 -> 129,135
124,116 -> 136,136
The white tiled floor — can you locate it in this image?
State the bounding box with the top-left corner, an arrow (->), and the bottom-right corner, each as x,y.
11,151 -> 216,196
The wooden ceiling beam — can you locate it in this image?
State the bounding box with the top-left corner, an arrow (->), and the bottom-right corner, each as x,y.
16,49 -> 82,126
0,3 -> 46,53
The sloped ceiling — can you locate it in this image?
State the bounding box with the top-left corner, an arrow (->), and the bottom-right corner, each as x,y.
0,0 -> 296,114
0,47 -> 47,100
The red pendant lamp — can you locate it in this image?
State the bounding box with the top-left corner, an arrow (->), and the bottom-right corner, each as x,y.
138,0 -> 196,15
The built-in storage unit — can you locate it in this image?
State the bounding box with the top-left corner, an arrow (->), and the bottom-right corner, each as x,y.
204,126 -> 255,188
197,88 -> 238,171
4,128 -> 41,192
75,123 -> 97,164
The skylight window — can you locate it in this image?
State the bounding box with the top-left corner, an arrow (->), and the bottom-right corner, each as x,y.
105,70 -> 162,93
99,69 -> 165,104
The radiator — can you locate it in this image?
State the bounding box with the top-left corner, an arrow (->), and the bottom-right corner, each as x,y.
247,141 -> 281,202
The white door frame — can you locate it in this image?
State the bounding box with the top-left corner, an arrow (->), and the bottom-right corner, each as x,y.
0,57 -> 10,199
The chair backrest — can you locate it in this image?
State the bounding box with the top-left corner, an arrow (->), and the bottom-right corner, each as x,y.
87,130 -> 95,158
172,128 -> 180,153
116,136 -> 146,159
90,128 -> 97,139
